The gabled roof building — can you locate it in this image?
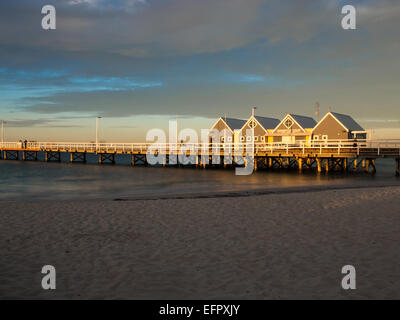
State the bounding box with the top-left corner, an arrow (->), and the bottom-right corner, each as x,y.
312,112 -> 366,140
209,116 -> 246,142
240,115 -> 280,142
271,114 -> 317,143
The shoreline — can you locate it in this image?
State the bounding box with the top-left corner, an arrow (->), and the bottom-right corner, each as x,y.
112,182 -> 400,201
1,181 -> 399,203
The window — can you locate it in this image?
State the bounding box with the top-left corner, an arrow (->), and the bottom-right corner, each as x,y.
227,136 -> 232,142
261,136 -> 265,142
221,137 -> 225,142
246,136 -> 252,142
249,119 -> 257,129
313,135 -> 319,140
240,136 -> 245,142
322,135 -> 328,140
254,136 -> 258,142
284,118 -> 293,129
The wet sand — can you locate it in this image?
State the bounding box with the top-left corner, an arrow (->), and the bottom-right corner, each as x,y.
1,186 -> 400,299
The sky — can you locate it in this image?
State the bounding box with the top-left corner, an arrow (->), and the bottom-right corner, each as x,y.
0,0 -> 399,142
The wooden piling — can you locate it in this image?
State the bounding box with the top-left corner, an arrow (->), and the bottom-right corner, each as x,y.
371,159 -> 376,174
298,158 -> 303,172
396,158 -> 399,177
317,158 -> 322,173
365,159 -> 370,173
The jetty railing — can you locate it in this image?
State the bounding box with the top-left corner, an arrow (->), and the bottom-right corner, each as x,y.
1,139 -> 400,155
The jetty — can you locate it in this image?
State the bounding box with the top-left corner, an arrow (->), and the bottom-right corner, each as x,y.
1,139 -> 399,175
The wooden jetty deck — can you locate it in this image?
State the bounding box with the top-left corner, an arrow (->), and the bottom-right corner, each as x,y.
1,140 -> 400,175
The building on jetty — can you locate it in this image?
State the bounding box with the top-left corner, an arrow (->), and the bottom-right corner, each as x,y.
209,111 -> 368,144
210,116 -> 246,143
271,114 -> 317,144
240,115 -> 280,143
312,111 -> 367,140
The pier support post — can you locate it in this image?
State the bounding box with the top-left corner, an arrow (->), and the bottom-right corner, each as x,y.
353,159 -> 358,170
371,159 -> 376,174
298,158 -> 303,172
344,158 -> 348,172
4,150 -> 19,160
365,159 -> 370,173
223,155 -> 228,169
163,156 -> 167,167
70,152 -> 86,163
23,151 -> 38,161
317,158 -> 322,173
325,159 -> 329,172
45,151 -> 60,162
396,158 -> 399,177
99,153 -> 115,165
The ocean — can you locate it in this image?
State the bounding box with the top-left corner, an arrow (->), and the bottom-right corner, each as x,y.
0,155 -> 399,201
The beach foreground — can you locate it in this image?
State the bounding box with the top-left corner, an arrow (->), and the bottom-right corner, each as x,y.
1,186 -> 400,299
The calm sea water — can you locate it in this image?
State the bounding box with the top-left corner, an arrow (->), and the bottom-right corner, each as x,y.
0,155 -> 399,200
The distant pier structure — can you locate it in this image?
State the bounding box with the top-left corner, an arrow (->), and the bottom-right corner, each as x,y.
1,111 -> 400,175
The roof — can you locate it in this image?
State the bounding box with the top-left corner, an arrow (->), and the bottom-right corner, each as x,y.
254,116 -> 280,130
224,117 -> 247,130
289,114 -> 317,129
331,112 -> 364,131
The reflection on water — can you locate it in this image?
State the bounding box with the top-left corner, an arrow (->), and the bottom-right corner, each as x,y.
0,157 -> 399,200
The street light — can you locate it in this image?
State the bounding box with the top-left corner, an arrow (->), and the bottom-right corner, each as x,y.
96,116 -> 102,151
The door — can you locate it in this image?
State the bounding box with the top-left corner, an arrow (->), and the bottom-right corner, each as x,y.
282,136 -> 295,144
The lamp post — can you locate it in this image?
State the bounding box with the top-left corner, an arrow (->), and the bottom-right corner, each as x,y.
252,106 -> 257,117
96,116 -> 102,151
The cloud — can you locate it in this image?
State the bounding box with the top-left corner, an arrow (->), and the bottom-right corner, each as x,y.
67,0 -> 147,10
0,0 -> 342,57
4,118 -> 84,128
0,0 -> 399,128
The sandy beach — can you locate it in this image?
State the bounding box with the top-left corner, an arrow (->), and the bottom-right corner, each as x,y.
1,186 -> 400,299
